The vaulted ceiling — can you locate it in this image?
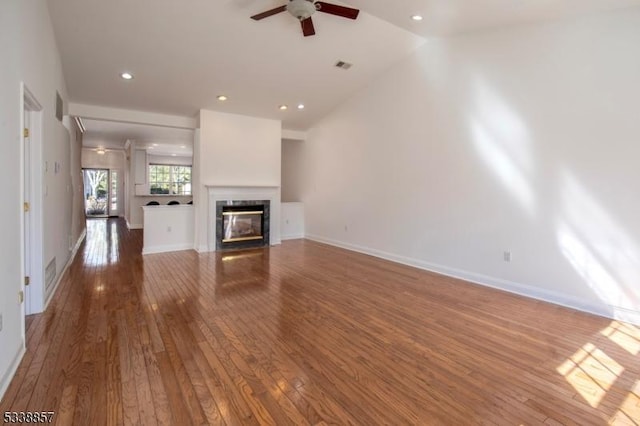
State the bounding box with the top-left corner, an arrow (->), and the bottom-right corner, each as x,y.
49,0 -> 640,132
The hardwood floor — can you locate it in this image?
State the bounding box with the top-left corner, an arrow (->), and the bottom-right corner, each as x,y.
1,218 -> 639,425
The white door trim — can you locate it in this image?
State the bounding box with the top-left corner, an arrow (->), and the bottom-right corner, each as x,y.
21,83 -> 44,317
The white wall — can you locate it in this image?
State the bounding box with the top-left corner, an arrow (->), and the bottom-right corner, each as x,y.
142,205 -> 194,254
81,148 -> 125,170
68,119 -> 86,257
281,202 -> 304,240
198,110 -> 281,186
0,0 -> 84,398
195,110 -> 281,250
301,8 -> 640,324
281,139 -> 304,202
148,154 -> 192,166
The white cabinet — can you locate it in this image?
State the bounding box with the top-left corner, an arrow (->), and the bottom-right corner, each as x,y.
134,149 -> 147,184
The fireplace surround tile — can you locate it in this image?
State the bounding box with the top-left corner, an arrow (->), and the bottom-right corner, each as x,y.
206,185 -> 280,252
215,200 -> 270,250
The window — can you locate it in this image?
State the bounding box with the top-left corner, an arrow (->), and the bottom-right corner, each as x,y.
149,164 -> 192,195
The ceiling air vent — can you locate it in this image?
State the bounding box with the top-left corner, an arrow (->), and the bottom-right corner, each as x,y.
335,60 -> 353,70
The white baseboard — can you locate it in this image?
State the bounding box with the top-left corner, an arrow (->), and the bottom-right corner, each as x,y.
44,229 -> 86,310
142,243 -> 195,255
0,343 -> 25,403
305,234 -> 638,325
195,244 -> 210,253
127,222 -> 142,230
281,233 -> 304,241
610,306 -> 640,325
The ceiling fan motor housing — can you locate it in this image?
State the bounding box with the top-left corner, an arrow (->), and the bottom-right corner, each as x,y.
287,0 -> 317,21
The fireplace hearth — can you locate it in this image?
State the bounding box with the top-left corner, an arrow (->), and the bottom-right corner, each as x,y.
216,200 -> 270,250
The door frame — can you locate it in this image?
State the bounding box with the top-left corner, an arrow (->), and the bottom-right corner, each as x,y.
108,169 -> 123,217
82,168 -> 110,217
21,83 -> 44,320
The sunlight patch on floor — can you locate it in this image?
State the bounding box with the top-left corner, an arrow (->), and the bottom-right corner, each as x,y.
609,380 -> 640,425
602,321 -> 640,356
557,343 -> 624,408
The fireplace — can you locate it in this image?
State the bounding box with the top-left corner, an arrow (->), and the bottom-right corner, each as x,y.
216,200 -> 270,250
206,185 -> 280,252
223,205 -> 263,242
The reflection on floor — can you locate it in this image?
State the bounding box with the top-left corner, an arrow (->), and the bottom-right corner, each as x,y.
83,218 -> 120,266
1,218 -> 638,424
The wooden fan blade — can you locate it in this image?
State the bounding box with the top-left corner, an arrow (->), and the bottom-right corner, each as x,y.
250,5 -> 287,20
301,17 -> 316,37
316,2 -> 359,19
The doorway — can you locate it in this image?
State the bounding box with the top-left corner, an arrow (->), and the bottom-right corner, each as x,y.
23,102 -> 32,315
22,84 -> 44,318
83,169 -> 122,217
83,168 -> 109,217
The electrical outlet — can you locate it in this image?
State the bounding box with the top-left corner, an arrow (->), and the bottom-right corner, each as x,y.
503,251 -> 512,262
344,225 -> 348,232
167,226 -> 172,232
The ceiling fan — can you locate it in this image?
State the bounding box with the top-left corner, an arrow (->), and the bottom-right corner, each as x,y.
250,0 -> 360,37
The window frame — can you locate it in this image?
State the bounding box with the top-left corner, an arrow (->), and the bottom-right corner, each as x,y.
148,163 -> 192,195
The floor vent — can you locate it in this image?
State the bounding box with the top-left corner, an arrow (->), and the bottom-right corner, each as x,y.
45,258 -> 56,290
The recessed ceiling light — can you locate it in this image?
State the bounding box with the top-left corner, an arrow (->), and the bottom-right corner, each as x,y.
96,148 -> 106,155
411,15 -> 423,21
297,104 -> 305,110
171,154 -> 177,157
120,72 -> 134,80
279,105 -> 288,111
180,145 -> 186,148
217,95 -> 228,101
152,143 -> 158,146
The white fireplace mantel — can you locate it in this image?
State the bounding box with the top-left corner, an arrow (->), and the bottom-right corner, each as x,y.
206,185 -> 281,251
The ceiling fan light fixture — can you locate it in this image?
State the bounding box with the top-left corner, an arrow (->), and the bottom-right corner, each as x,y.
287,0 -> 317,20
251,1 -> 359,37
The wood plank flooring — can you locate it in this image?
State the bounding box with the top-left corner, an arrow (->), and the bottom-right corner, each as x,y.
1,218 -> 639,425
